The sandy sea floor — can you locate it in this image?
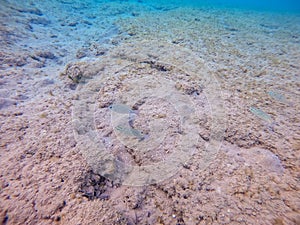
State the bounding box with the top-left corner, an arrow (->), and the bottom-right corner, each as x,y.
0,0 -> 300,224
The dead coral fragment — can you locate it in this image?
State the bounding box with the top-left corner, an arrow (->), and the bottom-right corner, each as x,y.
61,63 -> 83,84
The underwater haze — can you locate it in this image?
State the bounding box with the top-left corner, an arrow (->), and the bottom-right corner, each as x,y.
166,0 -> 300,12
141,0 -> 300,12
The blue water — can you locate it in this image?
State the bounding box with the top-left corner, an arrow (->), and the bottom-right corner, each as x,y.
132,0 -> 300,13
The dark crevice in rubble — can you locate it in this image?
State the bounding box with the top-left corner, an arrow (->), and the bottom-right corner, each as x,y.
141,60 -> 173,72
78,170 -> 113,201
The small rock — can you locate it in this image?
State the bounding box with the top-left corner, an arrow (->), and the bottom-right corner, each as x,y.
50,34 -> 58,38
17,7 -> 43,16
29,17 -> 51,26
32,61 -> 45,68
15,57 -> 27,67
40,78 -> 55,86
68,21 -> 78,27
99,193 -> 110,200
83,20 -> 92,25
14,94 -> 29,101
76,49 -> 87,59
36,51 -> 56,59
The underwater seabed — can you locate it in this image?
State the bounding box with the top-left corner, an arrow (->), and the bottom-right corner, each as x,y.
0,0 -> 299,224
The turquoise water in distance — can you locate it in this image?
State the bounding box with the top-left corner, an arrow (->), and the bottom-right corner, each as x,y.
127,0 -> 300,13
